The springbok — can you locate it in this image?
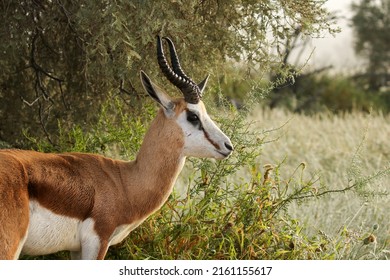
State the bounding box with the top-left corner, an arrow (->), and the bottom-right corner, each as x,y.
0,36 -> 233,260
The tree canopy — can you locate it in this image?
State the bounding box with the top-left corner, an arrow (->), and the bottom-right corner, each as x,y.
352,0 -> 390,90
0,0 -> 335,147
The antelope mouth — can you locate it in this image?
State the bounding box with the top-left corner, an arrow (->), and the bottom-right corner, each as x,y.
216,149 -> 232,158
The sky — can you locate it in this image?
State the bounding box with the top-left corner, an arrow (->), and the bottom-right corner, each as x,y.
298,0 -> 365,73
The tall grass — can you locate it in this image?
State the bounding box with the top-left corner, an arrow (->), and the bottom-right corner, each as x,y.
249,107 -> 390,259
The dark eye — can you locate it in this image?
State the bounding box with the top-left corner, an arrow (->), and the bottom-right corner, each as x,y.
187,112 -> 200,124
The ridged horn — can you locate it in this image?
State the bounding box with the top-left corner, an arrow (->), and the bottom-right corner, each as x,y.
163,37 -> 192,82
156,35 -> 202,104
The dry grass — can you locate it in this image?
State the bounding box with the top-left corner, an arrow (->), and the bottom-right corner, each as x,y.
248,107 -> 390,258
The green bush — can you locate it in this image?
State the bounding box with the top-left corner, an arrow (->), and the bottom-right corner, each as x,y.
25,96 -> 154,158
266,74 -> 390,114
219,68 -> 390,115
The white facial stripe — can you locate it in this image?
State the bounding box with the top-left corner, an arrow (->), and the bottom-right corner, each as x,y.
185,108 -> 219,148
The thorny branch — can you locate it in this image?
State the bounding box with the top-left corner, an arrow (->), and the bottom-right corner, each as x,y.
296,168 -> 390,200
118,79 -> 143,109
23,30 -> 66,145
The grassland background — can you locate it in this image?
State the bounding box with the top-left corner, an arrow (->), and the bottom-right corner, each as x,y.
246,107 -> 389,258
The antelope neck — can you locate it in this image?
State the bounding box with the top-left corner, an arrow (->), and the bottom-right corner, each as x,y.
126,110 -> 186,216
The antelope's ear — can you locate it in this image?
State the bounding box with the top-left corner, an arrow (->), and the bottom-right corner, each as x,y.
197,74 -> 209,94
140,71 -> 175,115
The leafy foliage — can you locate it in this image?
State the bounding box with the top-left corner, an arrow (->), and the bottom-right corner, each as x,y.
26,95 -> 154,157
351,0 -> 390,90
267,74 -> 382,113
0,0 -> 335,147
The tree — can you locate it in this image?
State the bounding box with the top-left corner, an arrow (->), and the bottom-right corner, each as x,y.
0,0 -> 335,147
351,0 -> 390,91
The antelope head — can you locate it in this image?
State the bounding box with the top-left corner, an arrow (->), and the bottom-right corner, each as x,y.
140,36 -> 233,159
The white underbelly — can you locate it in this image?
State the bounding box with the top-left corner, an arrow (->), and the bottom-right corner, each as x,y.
22,200 -> 82,256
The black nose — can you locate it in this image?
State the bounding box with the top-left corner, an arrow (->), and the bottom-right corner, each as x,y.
224,142 -> 233,151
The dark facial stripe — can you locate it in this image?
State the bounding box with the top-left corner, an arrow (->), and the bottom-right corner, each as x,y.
202,127 -> 220,150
